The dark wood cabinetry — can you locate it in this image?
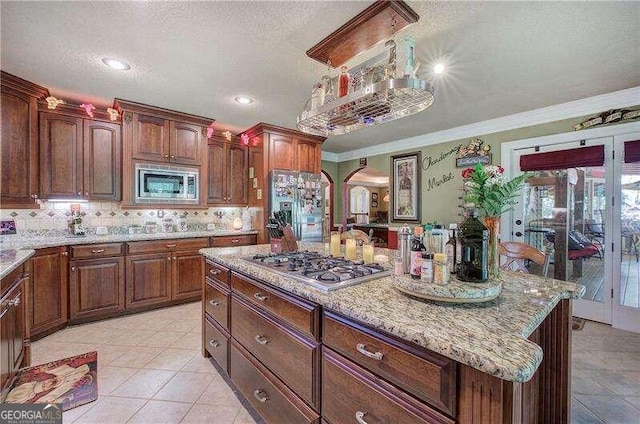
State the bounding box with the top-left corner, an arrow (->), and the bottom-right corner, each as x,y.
132,113 -> 170,162
1,263 -> 29,402
1,72 -> 48,208
296,139 -> 321,174
170,121 -> 201,165
269,134 -> 296,171
29,247 -> 68,339
210,234 -> 257,248
126,253 -> 172,309
83,120 -> 121,200
172,250 -> 204,300
207,136 -> 248,205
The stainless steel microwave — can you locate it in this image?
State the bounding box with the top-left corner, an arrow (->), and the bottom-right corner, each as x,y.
135,163 -> 199,204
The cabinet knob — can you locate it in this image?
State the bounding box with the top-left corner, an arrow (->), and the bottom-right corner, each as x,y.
30,194 -> 38,199
71,266 -> 76,272
167,257 -> 171,261
91,249 -> 105,254
209,300 -> 220,307
209,269 -> 221,275
253,389 -> 269,403
209,340 -> 220,348
8,295 -> 21,307
355,411 -> 369,424
62,251 -> 68,256
85,192 -> 89,197
254,334 -> 270,345
170,155 -> 176,159
163,154 -> 169,158
77,191 -> 81,196
166,244 -> 177,248
253,293 -> 267,302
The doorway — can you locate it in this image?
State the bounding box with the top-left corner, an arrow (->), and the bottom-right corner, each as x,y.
320,170 -> 333,242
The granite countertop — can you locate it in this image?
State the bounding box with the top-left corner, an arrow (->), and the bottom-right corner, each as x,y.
199,242 -> 585,383
0,249 -> 35,280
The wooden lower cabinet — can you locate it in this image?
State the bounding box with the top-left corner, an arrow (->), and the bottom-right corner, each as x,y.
205,278 -> 229,329
204,314 -> 229,373
69,257 -> 125,322
322,348 -> 454,424
230,340 -> 320,424
172,250 -> 203,301
126,253 -> 172,309
29,247 -> 68,338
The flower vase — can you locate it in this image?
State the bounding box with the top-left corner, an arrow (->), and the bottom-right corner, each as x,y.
483,216 -> 500,279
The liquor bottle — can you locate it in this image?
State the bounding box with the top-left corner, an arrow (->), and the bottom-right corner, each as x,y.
410,235 -> 424,279
339,66 -> 350,98
457,210 -> 489,283
445,224 -> 457,275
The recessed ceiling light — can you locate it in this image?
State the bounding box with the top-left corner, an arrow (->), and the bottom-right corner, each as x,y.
433,63 -> 445,74
102,58 -> 130,71
234,96 -> 254,105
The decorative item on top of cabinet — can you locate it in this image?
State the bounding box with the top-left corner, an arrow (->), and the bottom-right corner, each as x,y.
207,133 -> 248,205
29,247 -> 68,340
1,71 -> 49,208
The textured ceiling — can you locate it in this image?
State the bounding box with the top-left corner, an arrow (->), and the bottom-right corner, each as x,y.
2,1 -> 639,154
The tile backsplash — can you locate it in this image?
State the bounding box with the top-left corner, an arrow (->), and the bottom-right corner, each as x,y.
0,201 -> 258,236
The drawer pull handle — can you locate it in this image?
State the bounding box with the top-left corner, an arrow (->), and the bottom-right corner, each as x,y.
254,335 -> 270,345
166,244 -> 177,248
253,293 -> 267,301
91,249 -> 105,253
231,239 -> 239,243
355,411 -> 368,424
209,300 -> 220,306
253,389 -> 269,403
209,340 -> 220,348
8,295 -> 21,308
356,343 -> 384,361
209,269 -> 221,275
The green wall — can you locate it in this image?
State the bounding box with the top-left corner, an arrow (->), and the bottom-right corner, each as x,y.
322,113 -> 638,227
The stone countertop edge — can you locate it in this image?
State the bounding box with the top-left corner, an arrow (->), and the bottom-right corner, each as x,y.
0,249 -> 35,280
0,230 -> 258,250
199,243 -> 585,383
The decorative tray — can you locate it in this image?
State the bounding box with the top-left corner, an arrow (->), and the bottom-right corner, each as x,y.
393,275 -> 502,304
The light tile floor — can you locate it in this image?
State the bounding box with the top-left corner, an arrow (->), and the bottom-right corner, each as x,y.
571,320 -> 640,423
30,302 -> 640,423
30,302 -> 259,424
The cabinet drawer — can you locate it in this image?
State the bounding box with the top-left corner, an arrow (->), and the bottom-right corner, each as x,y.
230,340 -> 320,424
211,234 -> 256,247
323,312 -> 456,417
70,243 -> 124,259
322,348 -> 454,424
231,296 -> 319,408
206,261 -> 229,286
231,272 -> 319,339
205,279 -> 229,329
204,315 -> 229,373
127,238 -> 208,254
1,263 -> 26,297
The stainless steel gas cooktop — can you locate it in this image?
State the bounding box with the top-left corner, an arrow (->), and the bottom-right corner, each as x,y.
245,251 -> 391,293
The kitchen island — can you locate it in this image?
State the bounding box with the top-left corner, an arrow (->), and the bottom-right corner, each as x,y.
200,243 -> 584,424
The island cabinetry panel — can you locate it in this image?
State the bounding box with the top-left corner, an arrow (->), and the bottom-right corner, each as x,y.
28,247 -> 68,339
230,339 -> 320,424
204,313 -> 229,373
231,272 -> 320,340
206,136 -> 248,205
1,72 -> 47,208
204,278 -> 229,329
69,256 -> 125,322
323,311 -> 457,417
205,260 -> 230,287
322,348 -> 454,424
231,295 -> 319,409
211,234 -> 257,248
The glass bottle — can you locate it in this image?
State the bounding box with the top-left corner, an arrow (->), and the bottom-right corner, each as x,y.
420,253 -> 433,283
445,224 -> 457,275
410,235 -> 424,279
423,223 -> 433,252
457,210 -> 489,283
432,224 -> 444,253
339,66 -> 350,98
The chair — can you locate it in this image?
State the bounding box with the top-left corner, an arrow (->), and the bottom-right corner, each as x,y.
340,229 -> 370,245
499,241 -> 550,277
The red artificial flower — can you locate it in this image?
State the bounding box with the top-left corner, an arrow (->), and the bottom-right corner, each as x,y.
497,166 -> 505,174
462,168 -> 474,179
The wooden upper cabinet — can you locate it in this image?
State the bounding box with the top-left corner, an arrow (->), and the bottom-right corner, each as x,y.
297,139 -> 321,174
39,112 -> 83,199
170,121 -> 200,165
132,113 -> 170,162
207,140 -> 226,204
1,72 -> 49,207
83,120 -> 121,201
207,138 -> 247,205
269,134 -> 296,171
228,143 -> 248,204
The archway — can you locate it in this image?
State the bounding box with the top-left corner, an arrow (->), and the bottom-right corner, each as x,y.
320,170 -> 334,241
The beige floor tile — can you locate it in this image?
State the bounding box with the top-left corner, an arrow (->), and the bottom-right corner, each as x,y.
570,397 -> 605,423
80,328 -> 129,345
153,372 -> 213,403
180,403 -> 241,424
74,396 -> 146,424
197,375 -> 243,408
582,369 -> 640,396
98,366 -> 138,395
144,348 -> 197,371
622,395 -> 640,410
572,369 -> 614,396
110,368 -> 175,399
169,332 -> 201,349
108,346 -> 164,368
585,350 -> 640,371
233,408 -> 259,424
164,319 -> 201,333
44,325 -> 99,343
180,354 -> 218,374
136,331 -> 187,348
128,400 -> 192,424
574,394 -> 640,423
572,351 -> 603,370
106,329 -> 157,346
62,396 -> 103,424
93,345 -> 133,366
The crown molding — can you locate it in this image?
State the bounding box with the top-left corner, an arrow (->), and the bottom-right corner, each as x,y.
321,86 -> 640,162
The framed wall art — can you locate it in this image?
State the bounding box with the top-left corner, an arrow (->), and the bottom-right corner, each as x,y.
390,152 -> 421,223
372,192 -> 378,201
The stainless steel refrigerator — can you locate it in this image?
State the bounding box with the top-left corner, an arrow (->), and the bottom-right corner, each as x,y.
270,170 -> 324,242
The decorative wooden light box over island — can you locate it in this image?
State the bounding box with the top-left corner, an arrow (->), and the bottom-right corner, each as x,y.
200,243 -> 584,424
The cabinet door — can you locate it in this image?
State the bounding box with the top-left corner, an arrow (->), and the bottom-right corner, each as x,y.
297,140 -> 320,174
207,140 -> 227,204
1,87 -> 39,206
39,113 -> 83,199
29,248 -> 68,338
10,282 -> 25,373
126,253 -> 171,309
69,257 -> 125,322
1,280 -> 25,400
269,134 -> 296,171
172,250 -> 203,301
227,143 -> 248,205
170,121 -> 201,165
132,113 -> 170,162
83,120 -> 121,201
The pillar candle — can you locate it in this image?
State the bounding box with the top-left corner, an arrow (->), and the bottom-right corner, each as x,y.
330,232 -> 341,257
345,239 -> 357,261
362,243 -> 374,264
